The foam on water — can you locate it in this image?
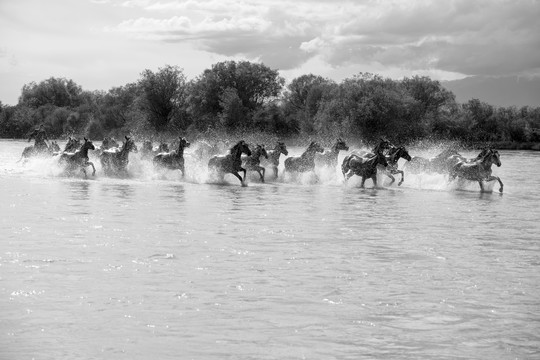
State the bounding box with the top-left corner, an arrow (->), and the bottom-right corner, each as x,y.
3,140 -> 502,193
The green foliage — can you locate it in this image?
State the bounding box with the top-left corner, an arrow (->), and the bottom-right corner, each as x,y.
138,65 -> 188,131
0,61 -> 538,147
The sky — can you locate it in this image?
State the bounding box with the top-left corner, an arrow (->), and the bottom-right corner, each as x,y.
1,0 -> 539,106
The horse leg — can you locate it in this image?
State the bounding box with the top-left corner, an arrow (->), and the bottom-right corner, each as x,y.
360,176 -> 366,188
486,175 -> 504,193
232,172 -> 246,187
180,164 -> 185,177
372,174 -> 379,188
397,170 -> 405,186
273,166 -> 278,179
478,180 -> 485,193
240,168 -> 247,182
87,161 -> 96,176
386,171 -> 395,186
257,166 -> 265,183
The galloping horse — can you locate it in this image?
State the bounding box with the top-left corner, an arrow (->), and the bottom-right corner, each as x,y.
449,148 -> 503,193
242,144 -> 268,182
405,148 -> 463,174
261,141 -> 288,179
364,146 -> 412,186
59,138 -> 96,178
208,140 -> 252,186
19,141 -> 60,162
315,138 -> 349,168
342,139 -> 390,187
153,137 -> 191,177
100,136 -> 138,175
284,141 -> 324,173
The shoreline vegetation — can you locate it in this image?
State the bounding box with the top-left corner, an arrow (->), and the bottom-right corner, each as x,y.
1,62 -> 539,151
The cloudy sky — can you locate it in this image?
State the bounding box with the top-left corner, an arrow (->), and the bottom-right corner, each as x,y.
1,0 -> 539,105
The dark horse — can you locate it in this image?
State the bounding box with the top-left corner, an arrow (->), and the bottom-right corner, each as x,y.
362,146 -> 412,186
59,138 -> 96,178
284,141 -> 324,173
449,148 -> 503,193
261,141 -> 288,179
208,140 -> 252,186
341,140 -> 391,188
100,136 -> 138,175
315,138 -> 349,168
242,144 -> 269,182
153,137 -> 191,177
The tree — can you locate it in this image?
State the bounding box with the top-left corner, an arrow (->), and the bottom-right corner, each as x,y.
138,65 -> 187,131
188,61 -> 285,131
19,77 -> 83,108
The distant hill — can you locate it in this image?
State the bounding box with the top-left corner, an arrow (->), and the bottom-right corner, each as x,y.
442,75 -> 540,108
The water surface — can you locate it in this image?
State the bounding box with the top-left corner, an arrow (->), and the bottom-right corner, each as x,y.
1,140 -> 539,359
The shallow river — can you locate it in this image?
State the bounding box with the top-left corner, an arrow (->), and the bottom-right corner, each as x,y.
0,139 -> 539,359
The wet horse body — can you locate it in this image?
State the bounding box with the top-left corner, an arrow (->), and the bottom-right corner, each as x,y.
284,142 -> 324,173
449,148 -> 503,192
242,144 -> 268,182
315,138 -> 349,168
59,138 -> 96,178
153,137 -> 191,177
100,136 -> 138,175
208,140 -> 252,186
364,146 -> 412,186
261,142 -> 288,179
341,140 -> 391,187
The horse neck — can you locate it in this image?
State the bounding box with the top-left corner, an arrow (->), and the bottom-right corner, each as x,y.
253,148 -> 264,160
231,146 -> 243,161
368,153 -> 385,168
387,148 -> 401,164
479,154 -> 496,170
79,145 -> 90,158
302,147 -> 318,160
119,142 -> 131,157
176,142 -> 184,156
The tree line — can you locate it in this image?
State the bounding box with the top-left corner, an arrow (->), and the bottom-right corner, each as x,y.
1,61 -> 539,147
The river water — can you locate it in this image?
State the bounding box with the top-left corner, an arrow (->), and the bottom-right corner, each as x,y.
0,139 -> 539,359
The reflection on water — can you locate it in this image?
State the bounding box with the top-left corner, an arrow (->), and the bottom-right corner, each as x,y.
66,180 -> 91,201
100,182 -> 135,200
1,141 -> 540,360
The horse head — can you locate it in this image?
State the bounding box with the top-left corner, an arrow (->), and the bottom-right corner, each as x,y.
308,141 -> 324,154
231,140 -> 251,157
124,136 -> 138,153
83,138 -> 96,151
178,137 -> 191,151
277,141 -> 288,156
255,144 -> 268,159
486,149 -> 501,167
395,146 -> 412,162
373,138 -> 393,155
334,138 -> 349,151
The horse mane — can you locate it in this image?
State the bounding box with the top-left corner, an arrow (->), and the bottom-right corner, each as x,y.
372,140 -> 387,155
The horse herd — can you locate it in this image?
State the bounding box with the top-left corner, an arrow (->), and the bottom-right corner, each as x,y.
18,136 -> 504,193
